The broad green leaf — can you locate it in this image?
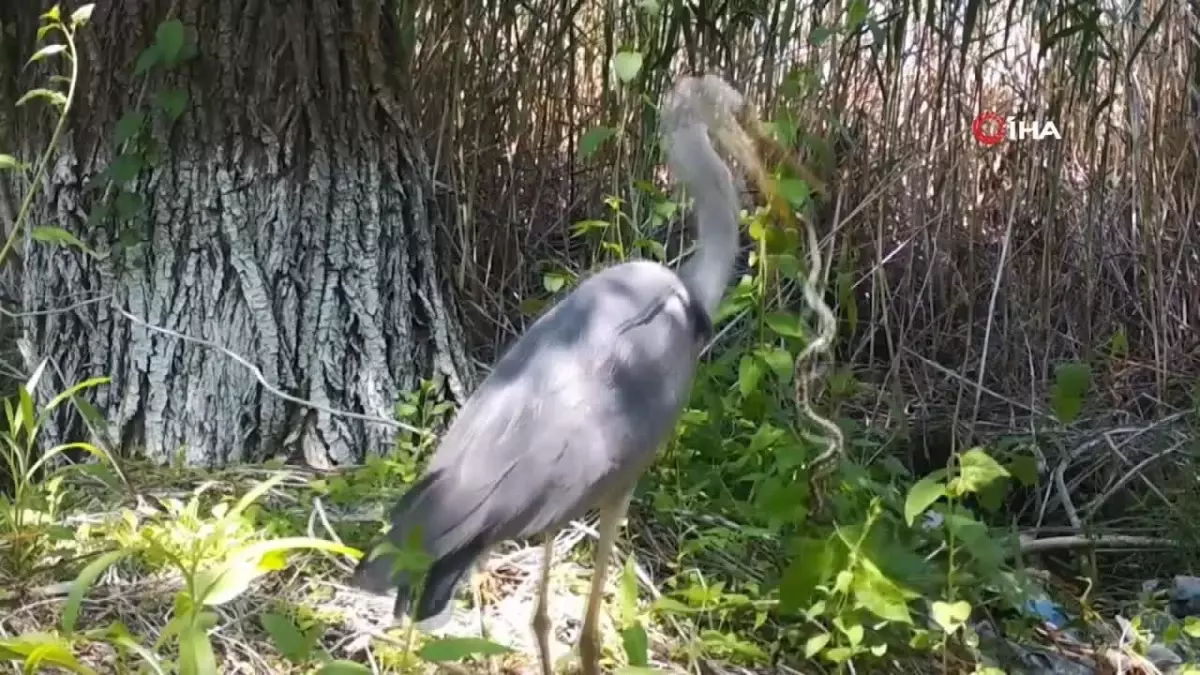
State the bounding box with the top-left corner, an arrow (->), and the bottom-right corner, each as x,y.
115,111 -> 146,145
31,226 -> 94,256
1050,361 -> 1091,423
134,45 -> 161,76
115,191 -> 144,219
1006,453 -> 1039,486
760,347 -> 793,380
779,537 -> 836,613
931,600 -> 972,634
63,549 -> 128,634
612,51 -> 643,83
543,273 -> 566,293
1184,616 -> 1200,638
27,44 -> 68,63
621,623 -> 649,667
109,153 -> 143,183
811,26 -> 833,45
777,178 -> 810,208
42,5 -> 62,22
155,19 -> 186,62
16,88 -> 68,108
764,312 -> 805,338
904,475 -> 945,526
846,0 -> 868,27
261,613 -> 309,663
316,662 -> 372,675
0,154 -> 27,171
950,447 -> 1010,496
840,622 -> 864,646
417,637 -> 513,662
178,624 -> 218,675
738,354 -> 763,397
852,563 -> 914,624
156,89 -> 188,120
804,632 -> 830,657
578,126 -> 616,161
70,5 -> 95,27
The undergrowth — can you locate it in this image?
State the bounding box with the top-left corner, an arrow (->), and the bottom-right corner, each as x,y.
3,4 -> 1200,675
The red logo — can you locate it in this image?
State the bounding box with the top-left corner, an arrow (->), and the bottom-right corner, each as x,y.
972,112 -> 1006,146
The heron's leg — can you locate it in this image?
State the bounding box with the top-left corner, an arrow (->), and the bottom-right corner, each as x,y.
532,532 -> 557,675
580,491 -> 633,675
472,565 -> 498,675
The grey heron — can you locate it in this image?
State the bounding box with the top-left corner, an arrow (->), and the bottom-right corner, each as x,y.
349,74 -> 750,675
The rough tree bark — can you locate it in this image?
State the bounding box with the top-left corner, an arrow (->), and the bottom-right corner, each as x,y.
0,0 -> 473,468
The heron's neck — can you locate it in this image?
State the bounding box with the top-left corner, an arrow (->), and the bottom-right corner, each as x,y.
672,128 -> 739,319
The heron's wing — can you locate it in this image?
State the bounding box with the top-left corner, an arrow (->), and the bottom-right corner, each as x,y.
395,262 -> 706,558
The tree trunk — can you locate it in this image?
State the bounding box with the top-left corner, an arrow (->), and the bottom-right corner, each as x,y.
0,0 -> 473,468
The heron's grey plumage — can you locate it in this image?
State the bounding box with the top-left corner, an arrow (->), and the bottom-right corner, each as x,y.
350,75 -> 746,650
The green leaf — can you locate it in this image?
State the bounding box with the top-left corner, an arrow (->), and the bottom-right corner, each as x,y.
612,51 -> 644,83
760,347 -> 793,380
115,191 -> 144,219
543,273 -> 566,293
1184,616 -> 1200,638
110,153 -> 143,183
155,19 -> 186,62
417,637 -> 513,662
840,622 -> 864,646
70,5 -> 95,27
63,549 -> 128,634
316,662 -> 372,675
1108,326 -> 1128,359
31,226 -> 93,256
42,5 -> 62,22
804,632 -> 830,658
765,312 -> 806,338
27,44 -> 68,63
620,623 -> 649,667
1006,453 -> 1039,486
930,600 -> 972,634
846,0 -> 868,28
16,88 -> 68,108
618,554 -> 640,628
738,354 -> 763,397
156,88 -> 188,120
261,613 -> 309,663
1050,361 -> 1091,423
903,475 -> 945,526
950,447 -> 1010,497
115,111 -> 146,145
852,563 -> 914,624
196,558 -> 263,606
779,537 -> 836,614
18,385 -> 35,437
178,624 -> 218,675
134,45 -> 161,76
0,154 -> 27,172
810,26 -> 833,45
777,178 -> 810,208
578,126 -> 616,161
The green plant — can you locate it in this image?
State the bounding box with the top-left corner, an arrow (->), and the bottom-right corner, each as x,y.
0,361 -> 112,577
0,4 -> 96,267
